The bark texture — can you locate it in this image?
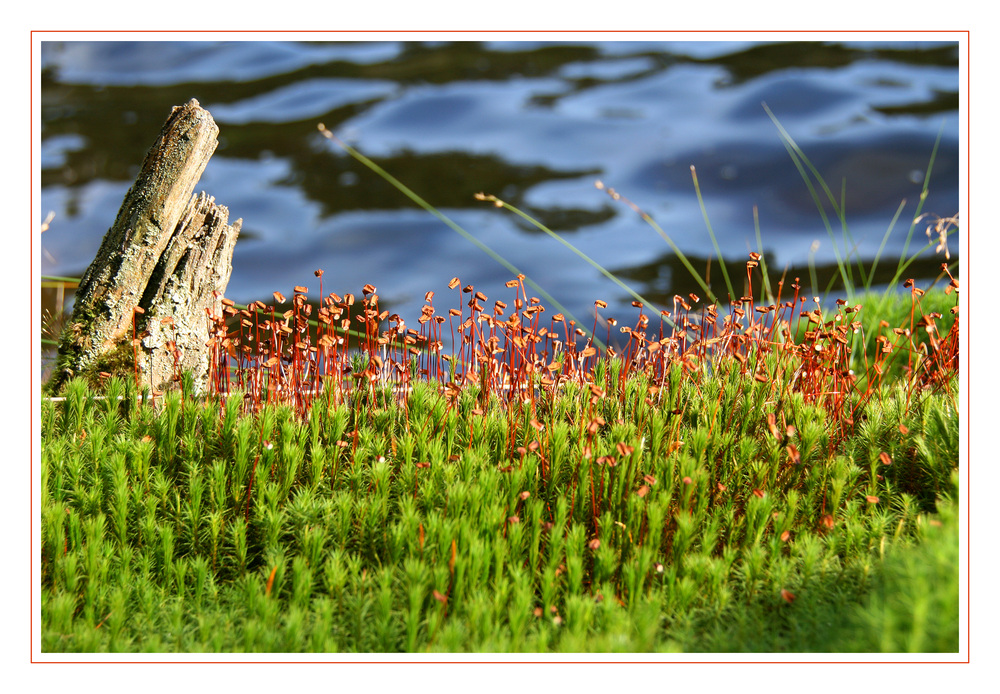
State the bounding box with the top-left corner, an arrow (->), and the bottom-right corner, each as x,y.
51,98 -> 241,394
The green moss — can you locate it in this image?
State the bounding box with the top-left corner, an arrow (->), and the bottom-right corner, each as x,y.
48,338 -> 138,396
39,367 -> 959,653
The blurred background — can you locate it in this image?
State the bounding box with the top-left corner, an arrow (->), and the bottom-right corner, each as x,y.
39,39 -> 960,353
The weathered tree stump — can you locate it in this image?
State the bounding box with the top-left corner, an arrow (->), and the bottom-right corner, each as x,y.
50,98 -> 241,394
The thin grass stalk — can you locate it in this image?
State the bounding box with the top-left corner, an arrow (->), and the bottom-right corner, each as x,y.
689,165 -> 736,301
763,103 -> 854,296
317,124 -> 583,333
896,123 -> 946,277
595,181 -> 720,306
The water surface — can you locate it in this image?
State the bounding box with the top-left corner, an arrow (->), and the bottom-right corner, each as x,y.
40,39 -> 961,330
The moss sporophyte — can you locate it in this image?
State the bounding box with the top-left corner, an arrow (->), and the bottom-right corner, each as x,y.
40,268 -> 959,652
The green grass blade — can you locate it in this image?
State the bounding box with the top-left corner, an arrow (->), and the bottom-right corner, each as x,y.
763,104 -> 855,297
869,199 -> 909,287
896,121 -> 945,280
690,166 -> 736,301
752,206 -> 776,304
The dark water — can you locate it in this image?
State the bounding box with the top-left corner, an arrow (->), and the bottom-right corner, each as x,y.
40,40 -> 960,330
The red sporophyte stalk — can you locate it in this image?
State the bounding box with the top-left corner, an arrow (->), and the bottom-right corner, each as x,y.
193,256 -> 955,466
131,305 -> 145,390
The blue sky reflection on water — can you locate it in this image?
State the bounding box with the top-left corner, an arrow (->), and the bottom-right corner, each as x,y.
40,39 -> 960,327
